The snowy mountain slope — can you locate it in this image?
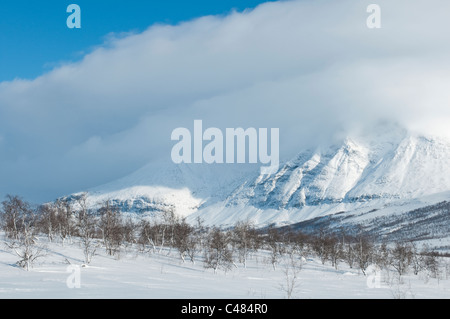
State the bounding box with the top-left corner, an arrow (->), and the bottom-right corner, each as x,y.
187,126 -> 450,227
71,161 -> 257,217
223,125 -> 450,209
65,123 -> 450,231
277,191 -> 450,251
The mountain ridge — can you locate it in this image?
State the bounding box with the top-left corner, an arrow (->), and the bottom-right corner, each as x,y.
63,124 -> 450,231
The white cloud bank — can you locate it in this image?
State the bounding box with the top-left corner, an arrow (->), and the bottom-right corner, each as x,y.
1,0 -> 450,202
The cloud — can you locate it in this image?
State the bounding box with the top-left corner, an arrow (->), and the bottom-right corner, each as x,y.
1,0 -> 450,202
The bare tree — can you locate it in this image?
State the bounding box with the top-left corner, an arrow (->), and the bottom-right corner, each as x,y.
74,193 -> 98,264
265,226 -> 285,270
184,219 -> 206,264
408,242 -> 424,276
55,198 -> 76,246
421,245 -> 441,281
232,220 -> 260,268
6,227 -> 46,271
138,219 -> 167,254
354,233 -> 374,276
279,253 -> 303,299
185,232 -> 201,264
2,197 -> 45,271
121,216 -> 136,250
173,218 -> 195,263
98,201 -> 124,257
290,231 -> 309,260
310,229 -> 330,265
37,203 -> 58,242
138,219 -> 153,253
328,235 -> 343,270
137,210 -> 180,255
1,195 -> 30,240
204,228 -> 235,273
342,235 -> 356,269
390,242 -> 413,276
373,242 -> 390,271
162,209 -> 178,255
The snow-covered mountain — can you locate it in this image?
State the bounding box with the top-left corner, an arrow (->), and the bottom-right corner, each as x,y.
186,124 -> 450,228
70,160 -> 257,218
221,124 -> 450,208
65,123 -> 450,232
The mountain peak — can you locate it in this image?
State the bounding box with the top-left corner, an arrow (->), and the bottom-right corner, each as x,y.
62,124 -> 450,227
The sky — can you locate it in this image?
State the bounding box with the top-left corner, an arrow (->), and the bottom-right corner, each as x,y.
1,0 -> 450,203
0,0 -> 272,81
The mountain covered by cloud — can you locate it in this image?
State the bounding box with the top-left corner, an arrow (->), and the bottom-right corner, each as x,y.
1,0 -> 450,202
64,122 -> 450,228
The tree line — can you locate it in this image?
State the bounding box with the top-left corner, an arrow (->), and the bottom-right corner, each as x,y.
0,193 -> 447,281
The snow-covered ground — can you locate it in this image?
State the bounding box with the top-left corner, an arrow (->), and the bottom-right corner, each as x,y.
1,235 -> 449,299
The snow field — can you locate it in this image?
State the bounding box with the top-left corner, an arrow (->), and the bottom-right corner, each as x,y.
0,235 -> 449,299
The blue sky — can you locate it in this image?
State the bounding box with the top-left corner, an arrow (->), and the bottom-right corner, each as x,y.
0,0 -> 272,82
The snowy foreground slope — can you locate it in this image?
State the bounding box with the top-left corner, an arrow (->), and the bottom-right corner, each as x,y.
0,234 -> 449,299
69,125 -> 450,245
